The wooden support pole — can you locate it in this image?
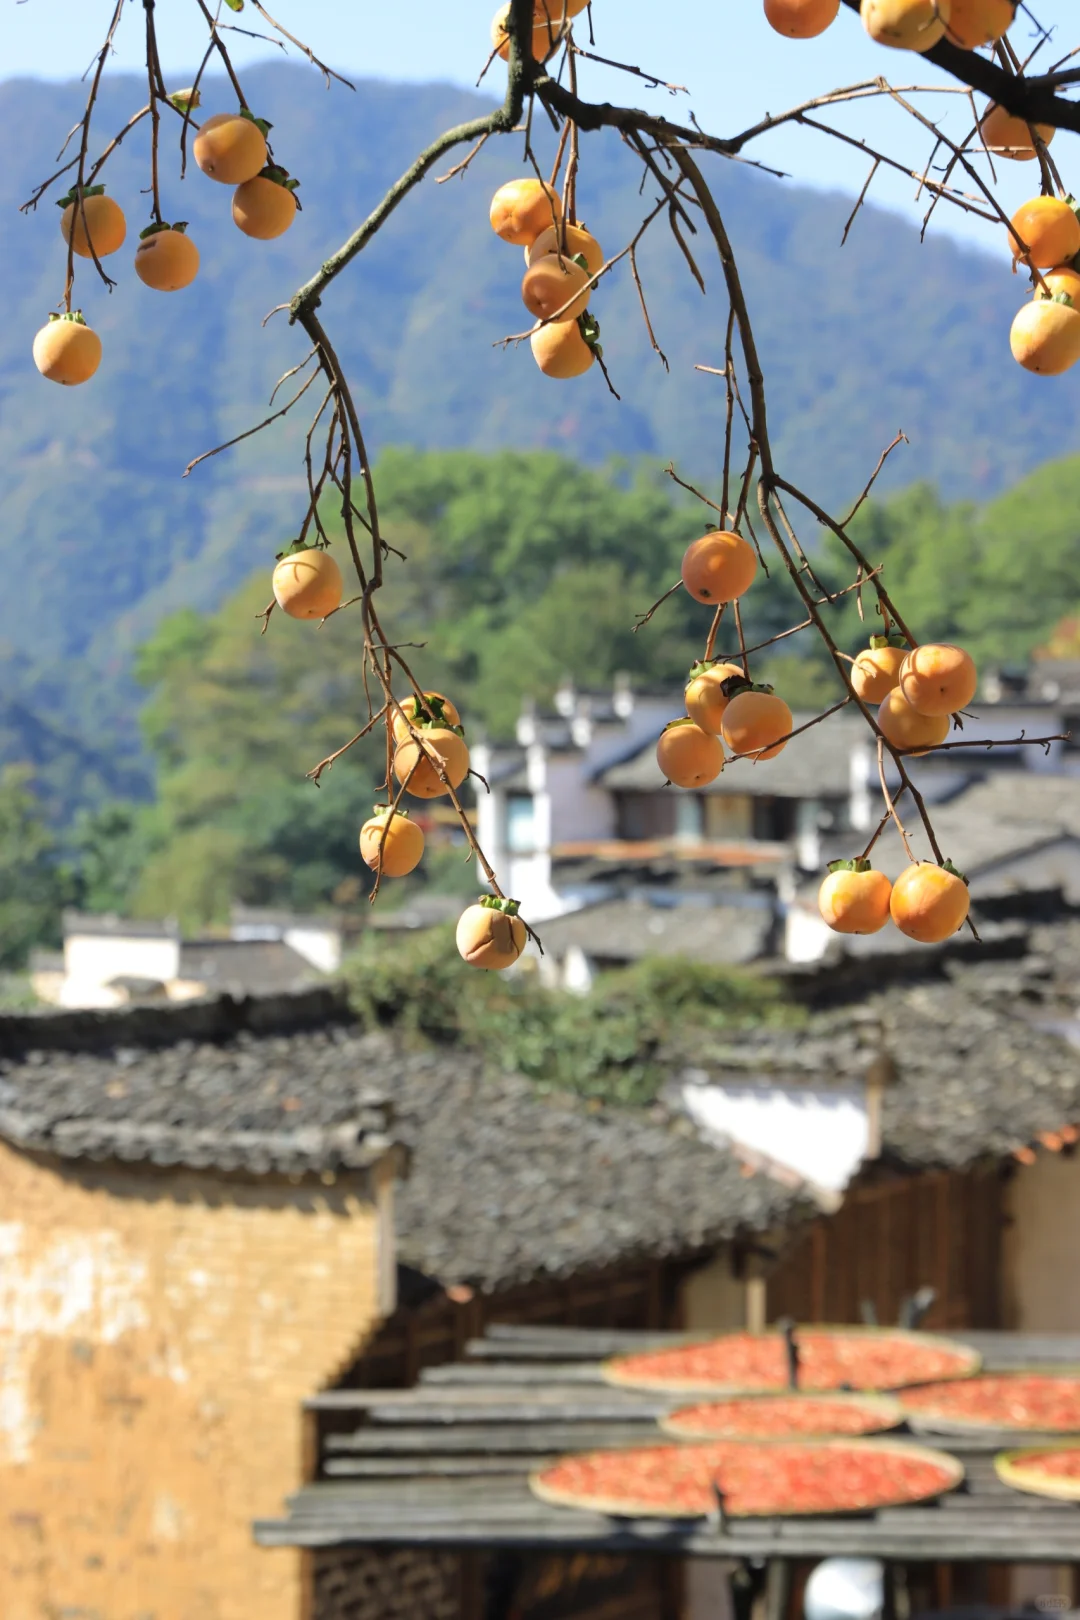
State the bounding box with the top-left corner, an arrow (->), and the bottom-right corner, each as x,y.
765,1558 -> 792,1620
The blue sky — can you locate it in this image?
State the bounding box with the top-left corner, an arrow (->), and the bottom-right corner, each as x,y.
6,0 -> 1076,252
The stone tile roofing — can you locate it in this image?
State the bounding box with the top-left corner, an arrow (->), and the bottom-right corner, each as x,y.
675,940 -> 1080,1173
536,896 -> 775,966
0,989 -> 808,1289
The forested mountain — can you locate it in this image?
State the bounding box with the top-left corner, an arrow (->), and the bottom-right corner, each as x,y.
1,62 -> 1078,808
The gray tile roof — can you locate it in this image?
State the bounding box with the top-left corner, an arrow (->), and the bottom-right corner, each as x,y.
536,897 -> 775,966
673,948 -> 1080,1173
0,990 -> 807,1287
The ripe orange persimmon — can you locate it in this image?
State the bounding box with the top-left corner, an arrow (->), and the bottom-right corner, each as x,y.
681,530 -> 758,605
764,0 -> 840,36
134,224 -> 200,291
818,861 -> 893,935
861,0 -> 950,51
530,317 -> 596,377
946,0 -> 1014,48
272,547 -> 343,620
720,690 -> 793,761
360,808 -> 425,877
1010,296 -> 1080,375
456,898 -> 527,970
890,861 -> 970,943
232,171 -> 298,239
899,643 -> 977,715
528,223 -> 605,278
851,638 -> 907,704
876,688 -> 950,753
1008,196 -> 1080,268
193,111 -> 268,184
392,691 -> 462,744
491,2 -> 565,61
684,662 -> 746,735
1042,266 -> 1080,302
522,255 -> 592,322
59,188 -> 126,259
393,726 -> 470,799
32,311 -> 101,386
490,179 -> 562,246
980,103 -> 1054,161
656,719 -> 725,788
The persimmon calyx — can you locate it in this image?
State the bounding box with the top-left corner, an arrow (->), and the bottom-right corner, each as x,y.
240,107 -> 273,136
1067,193 -> 1080,223
719,676 -> 770,700
577,311 -> 601,355
370,804 -> 410,820
661,716 -> 700,733
57,183 -> 107,207
406,695 -> 452,727
139,220 -> 189,239
412,718 -> 466,738
868,633 -> 906,649
47,309 -> 90,326
827,858 -> 873,874
259,164 -> 300,192
275,538 -> 328,560
688,659 -> 722,680
940,859 -> 970,886
168,86 -> 201,113
477,895 -> 521,917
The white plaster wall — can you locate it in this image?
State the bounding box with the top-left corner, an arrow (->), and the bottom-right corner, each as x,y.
283,926 -> 340,974
64,935 -> 180,990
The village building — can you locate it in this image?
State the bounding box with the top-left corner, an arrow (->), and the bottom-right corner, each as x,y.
4,915 -> 1080,1617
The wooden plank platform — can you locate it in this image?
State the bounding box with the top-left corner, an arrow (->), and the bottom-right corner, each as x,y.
256,1325 -> 1080,1559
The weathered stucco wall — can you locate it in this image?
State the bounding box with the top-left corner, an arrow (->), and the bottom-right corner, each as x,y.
1003,1150 -> 1080,1332
0,1137 -> 391,1620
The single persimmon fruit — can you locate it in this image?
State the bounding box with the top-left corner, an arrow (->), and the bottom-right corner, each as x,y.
193,110 -> 268,184
656,718 -> 725,788
861,0 -> 950,51
876,688 -> 950,753
851,638 -> 908,704
391,691 -> 462,744
32,311 -> 101,386
490,179 -> 562,246
890,861 -> 970,943
764,0 -> 840,37
456,897 -> 527,970
980,103 -> 1054,161
1008,196 -> 1080,269
684,662 -> 746,735
720,689 -> 793,761
527,222 -> 605,278
521,255 -> 592,322
681,530 -> 758,605
899,643 -> 977,715
59,187 -> 126,259
360,807 -> 425,878
530,316 -> 596,378
1010,296 -> 1080,375
232,169 -> 298,239
134,223 -> 200,291
272,547 -> 343,620
946,0 -> 1014,48
818,860 -> 893,935
1041,266 -> 1080,301
393,725 -> 470,799
491,2 -> 563,61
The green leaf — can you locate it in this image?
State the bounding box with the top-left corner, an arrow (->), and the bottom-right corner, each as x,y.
222,0 -> 244,11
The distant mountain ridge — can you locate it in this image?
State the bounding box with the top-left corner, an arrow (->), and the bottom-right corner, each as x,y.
0,62 -> 1075,807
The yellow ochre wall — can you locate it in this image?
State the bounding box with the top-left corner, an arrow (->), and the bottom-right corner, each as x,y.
0,1136 -> 393,1620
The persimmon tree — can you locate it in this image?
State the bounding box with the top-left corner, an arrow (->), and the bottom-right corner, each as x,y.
21,0 -> 1080,965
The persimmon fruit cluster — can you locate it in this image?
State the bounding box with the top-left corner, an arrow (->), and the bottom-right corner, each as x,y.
818,859 -> 970,944
489,178 -> 604,379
